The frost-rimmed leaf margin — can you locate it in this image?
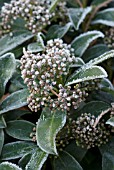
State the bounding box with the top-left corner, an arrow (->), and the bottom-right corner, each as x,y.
66,66 -> 107,85
36,108 -> 66,155
71,30 -> 104,57
0,53 -> 16,98
92,8 -> 114,27
68,7 -> 92,30
0,162 -> 22,170
46,22 -> 72,40
0,89 -> 29,114
1,141 -> 37,160
66,50 -> 114,86
0,30 -> 34,56
25,148 -> 48,170
5,120 -> 35,141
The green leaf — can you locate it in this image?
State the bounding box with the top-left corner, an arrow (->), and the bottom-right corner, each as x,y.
53,151 -> 83,170
1,141 -> 37,160
46,23 -> 71,40
0,53 -> 16,98
79,101 -> 111,116
106,117 -> 114,127
91,0 -> 107,5
100,78 -> 114,89
66,0 -> 79,7
9,60 -> 26,93
102,153 -> 114,170
82,44 -> 109,63
5,120 -> 35,141
27,32 -> 45,53
85,50 -> 114,66
4,110 -> 31,122
68,7 -> 92,30
66,66 -> 107,85
0,162 -> 22,170
49,0 -> 60,12
27,42 -> 44,53
18,153 -> 32,169
0,129 -> 4,155
0,115 -> 6,128
0,30 -> 33,56
66,50 -> 114,86
70,57 -> 85,67
25,148 -> 48,170
100,137 -> 114,170
65,141 -> 87,162
36,108 -> 66,155
0,89 -> 29,115
71,31 -> 104,57
92,8 -> 114,27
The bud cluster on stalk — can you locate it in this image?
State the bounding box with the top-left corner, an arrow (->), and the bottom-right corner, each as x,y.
73,113 -> 111,149
56,113 -> 111,150
20,39 -> 88,112
0,0 -> 67,35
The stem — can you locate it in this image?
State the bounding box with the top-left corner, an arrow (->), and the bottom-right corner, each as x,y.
48,86 -> 60,98
93,108 -> 111,128
84,0 -> 112,32
75,0 -> 83,8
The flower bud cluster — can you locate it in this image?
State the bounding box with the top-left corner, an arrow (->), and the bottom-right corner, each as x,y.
81,79 -> 100,91
104,28 -> 114,48
74,113 -> 111,149
21,39 -> 88,112
56,113 -> 111,150
0,0 -> 67,35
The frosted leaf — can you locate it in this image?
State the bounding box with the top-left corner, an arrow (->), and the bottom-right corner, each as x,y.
68,7 -> 92,30
1,141 -> 37,160
53,151 -> 83,170
0,162 -> 22,170
71,30 -> 104,57
25,148 -> 48,170
0,53 -> 16,98
92,8 -> 114,27
46,22 -> 72,40
36,108 -> 66,155
66,66 -> 107,86
68,50 -> 114,85
0,89 -> 29,114
0,31 -> 33,56
70,57 -> 85,67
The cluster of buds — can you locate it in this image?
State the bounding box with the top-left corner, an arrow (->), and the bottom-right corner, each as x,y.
0,0 -> 67,35
56,113 -> 111,150
104,28 -> 114,49
74,113 -> 111,149
21,39 -> 88,112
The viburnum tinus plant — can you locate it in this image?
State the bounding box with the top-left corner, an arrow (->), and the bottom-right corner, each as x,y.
0,0 -> 114,169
